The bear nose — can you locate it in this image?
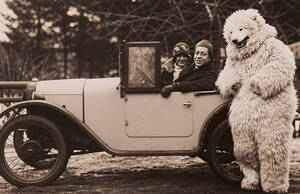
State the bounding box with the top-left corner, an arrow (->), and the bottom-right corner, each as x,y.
232,39 -> 238,44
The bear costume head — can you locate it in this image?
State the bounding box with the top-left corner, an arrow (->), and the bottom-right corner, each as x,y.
223,9 -> 277,61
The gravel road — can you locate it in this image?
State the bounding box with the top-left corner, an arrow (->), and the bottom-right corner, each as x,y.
1,139 -> 300,194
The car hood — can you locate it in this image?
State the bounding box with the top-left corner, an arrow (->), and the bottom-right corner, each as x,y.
36,79 -> 86,95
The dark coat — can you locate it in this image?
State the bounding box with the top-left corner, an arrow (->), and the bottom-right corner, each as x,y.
173,63 -> 217,92
161,58 -> 175,86
161,58 -> 192,86
161,69 -> 174,86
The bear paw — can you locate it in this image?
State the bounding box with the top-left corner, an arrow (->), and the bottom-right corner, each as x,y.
241,177 -> 261,191
220,86 -> 237,98
262,185 -> 288,194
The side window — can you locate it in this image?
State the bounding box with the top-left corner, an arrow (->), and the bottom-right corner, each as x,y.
128,46 -> 156,88
119,41 -> 161,95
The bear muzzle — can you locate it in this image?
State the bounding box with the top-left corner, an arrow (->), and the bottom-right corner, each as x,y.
232,36 -> 249,49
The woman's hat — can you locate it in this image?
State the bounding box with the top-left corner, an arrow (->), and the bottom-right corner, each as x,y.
173,42 -> 191,58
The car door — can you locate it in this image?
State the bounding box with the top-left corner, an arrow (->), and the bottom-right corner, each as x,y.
124,92 -> 194,137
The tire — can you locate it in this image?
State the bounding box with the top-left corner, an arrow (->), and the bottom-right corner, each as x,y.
207,119 -> 243,183
0,115 -> 69,187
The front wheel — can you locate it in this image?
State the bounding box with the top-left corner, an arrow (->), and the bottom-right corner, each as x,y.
0,115 -> 69,187
207,120 -> 243,183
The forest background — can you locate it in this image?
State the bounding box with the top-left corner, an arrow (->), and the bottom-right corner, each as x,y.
0,0 -> 299,81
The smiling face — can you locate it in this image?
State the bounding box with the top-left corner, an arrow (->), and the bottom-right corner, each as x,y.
230,27 -> 250,49
228,23 -> 256,49
223,9 -> 278,60
194,47 -> 210,68
175,53 -> 189,68
223,9 -> 260,50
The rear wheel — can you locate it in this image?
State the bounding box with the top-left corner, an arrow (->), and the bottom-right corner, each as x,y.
0,115 -> 69,187
207,120 -> 243,183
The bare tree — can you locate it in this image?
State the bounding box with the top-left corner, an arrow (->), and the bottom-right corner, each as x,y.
70,0 -> 300,70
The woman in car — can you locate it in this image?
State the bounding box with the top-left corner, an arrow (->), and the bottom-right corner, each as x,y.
161,42 -> 191,86
161,39 -> 217,97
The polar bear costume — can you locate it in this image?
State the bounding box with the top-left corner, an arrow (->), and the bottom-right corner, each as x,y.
216,9 -> 297,193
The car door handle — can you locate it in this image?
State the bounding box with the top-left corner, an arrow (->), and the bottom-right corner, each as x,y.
183,101 -> 192,107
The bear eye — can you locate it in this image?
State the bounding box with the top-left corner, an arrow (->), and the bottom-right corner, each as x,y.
239,28 -> 243,31
230,31 -> 232,34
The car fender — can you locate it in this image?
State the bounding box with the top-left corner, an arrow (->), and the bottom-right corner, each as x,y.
197,101 -> 231,152
0,100 -> 104,150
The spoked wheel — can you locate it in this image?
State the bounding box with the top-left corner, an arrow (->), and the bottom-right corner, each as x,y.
13,129 -> 57,169
0,115 -> 69,187
207,120 -> 243,183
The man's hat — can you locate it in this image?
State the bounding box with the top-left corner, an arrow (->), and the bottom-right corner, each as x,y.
195,39 -> 213,55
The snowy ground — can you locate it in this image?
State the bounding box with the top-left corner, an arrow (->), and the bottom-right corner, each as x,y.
0,139 -> 300,193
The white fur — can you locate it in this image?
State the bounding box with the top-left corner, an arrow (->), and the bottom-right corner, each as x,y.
216,9 -> 298,193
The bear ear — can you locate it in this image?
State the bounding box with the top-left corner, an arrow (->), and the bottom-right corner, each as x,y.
246,9 -> 266,27
246,9 -> 260,21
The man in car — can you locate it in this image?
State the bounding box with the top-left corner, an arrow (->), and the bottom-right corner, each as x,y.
161,39 -> 217,97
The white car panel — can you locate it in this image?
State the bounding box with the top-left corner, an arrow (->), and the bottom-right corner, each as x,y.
84,78 -> 125,148
36,79 -> 85,94
84,77 -> 228,152
193,94 -> 230,146
41,94 -> 83,121
36,79 -> 85,121
125,92 -> 193,137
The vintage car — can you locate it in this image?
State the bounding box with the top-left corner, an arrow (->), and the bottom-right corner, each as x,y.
0,41 -> 242,187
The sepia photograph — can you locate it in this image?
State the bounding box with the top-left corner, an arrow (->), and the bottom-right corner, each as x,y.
0,0 -> 299,193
